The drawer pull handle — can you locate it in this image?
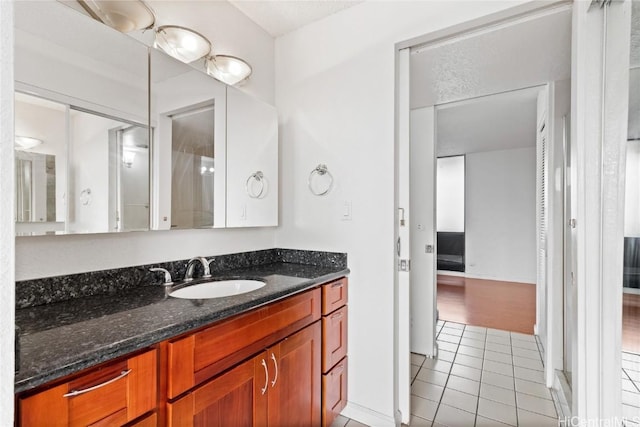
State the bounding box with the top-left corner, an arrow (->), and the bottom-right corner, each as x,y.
270,353 -> 278,388
260,359 -> 269,395
332,364 -> 345,375
63,369 -> 131,397
330,311 -> 343,320
331,282 -> 343,288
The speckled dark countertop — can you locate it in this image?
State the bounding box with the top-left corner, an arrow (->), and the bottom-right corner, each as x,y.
15,262 -> 349,393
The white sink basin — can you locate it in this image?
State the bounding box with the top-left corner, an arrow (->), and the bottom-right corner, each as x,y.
169,279 -> 265,299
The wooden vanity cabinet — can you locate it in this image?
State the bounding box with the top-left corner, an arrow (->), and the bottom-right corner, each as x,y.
321,278 -> 348,427
167,321 -> 321,427
18,349 -> 157,427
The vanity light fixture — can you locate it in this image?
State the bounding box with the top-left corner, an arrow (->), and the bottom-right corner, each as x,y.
155,25 -> 211,64
206,55 -> 252,86
122,149 -> 136,168
15,136 -> 43,150
76,0 -> 155,33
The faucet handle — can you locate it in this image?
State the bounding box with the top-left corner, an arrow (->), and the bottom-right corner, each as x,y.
149,268 -> 173,285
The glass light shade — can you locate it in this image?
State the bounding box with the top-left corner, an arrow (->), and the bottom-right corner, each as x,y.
15,136 -> 43,150
206,55 -> 252,86
122,150 -> 136,168
155,26 -> 211,64
77,0 -> 155,32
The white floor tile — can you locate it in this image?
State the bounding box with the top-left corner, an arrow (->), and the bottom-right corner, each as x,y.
514,378 -> 552,400
417,368 -> 449,387
475,416 -> 510,426
627,369 -> 640,382
487,328 -> 511,337
412,353 -> 426,366
409,415 -> 433,426
450,364 -> 482,382
460,337 -> 485,349
483,359 -> 514,377
517,408 -> 558,427
444,322 -> 465,330
624,378 -> 640,393
462,330 -> 486,341
440,327 -> 464,337
510,340 -> 539,351
623,390 -> 640,408
446,375 -> 480,396
437,350 -> 456,363
624,359 -> 640,373
345,420 -> 368,427
484,350 -> 513,365
423,359 -> 452,374
412,379 -> 444,402
516,392 -> 557,418
330,414 -> 349,427
477,397 -> 517,426
511,347 -> 541,361
441,387 -> 478,413
623,352 -> 640,362
457,345 -> 484,358
411,395 -> 438,421
486,335 -> 511,346
434,403 -> 476,427
438,333 -> 462,345
485,342 -> 512,355
464,325 -> 487,334
411,364 -> 420,381
479,382 -> 516,406
510,332 -> 536,342
513,366 -> 545,384
481,371 -> 515,390
454,353 -> 483,370
512,355 -> 544,371
624,403 -> 640,419
437,341 -> 459,354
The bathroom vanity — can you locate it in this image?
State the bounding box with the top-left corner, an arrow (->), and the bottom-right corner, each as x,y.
14,250 -> 348,426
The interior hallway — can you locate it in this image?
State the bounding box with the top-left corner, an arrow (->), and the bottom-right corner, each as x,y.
437,275 -> 536,334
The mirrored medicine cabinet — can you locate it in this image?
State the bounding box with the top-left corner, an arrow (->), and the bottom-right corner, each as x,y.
14,1 -> 278,236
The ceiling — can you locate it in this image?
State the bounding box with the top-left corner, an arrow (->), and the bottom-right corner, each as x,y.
436,86 -> 540,157
410,6 -> 571,109
228,0 -> 363,37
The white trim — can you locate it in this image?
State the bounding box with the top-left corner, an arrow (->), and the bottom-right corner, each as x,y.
436,270 -> 536,285
341,402 -> 396,427
623,287 -> 640,295
0,0 -> 15,422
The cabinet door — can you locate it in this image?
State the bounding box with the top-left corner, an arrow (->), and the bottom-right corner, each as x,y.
167,353 -> 268,427
267,322 -> 321,427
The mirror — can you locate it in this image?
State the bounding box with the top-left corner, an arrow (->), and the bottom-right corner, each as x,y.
14,1 -> 149,235
150,48 -> 227,230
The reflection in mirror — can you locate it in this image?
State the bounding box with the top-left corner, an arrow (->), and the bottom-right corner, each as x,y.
14,93 -> 67,235
170,105 -> 215,228
15,0 -> 149,235
68,109 -> 149,233
150,49 -> 227,230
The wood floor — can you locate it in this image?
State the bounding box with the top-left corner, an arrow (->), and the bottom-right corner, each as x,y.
436,275 -> 536,334
437,274 -> 640,352
624,292 -> 640,354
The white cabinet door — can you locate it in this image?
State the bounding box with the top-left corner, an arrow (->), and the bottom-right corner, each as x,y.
226,87 -> 278,227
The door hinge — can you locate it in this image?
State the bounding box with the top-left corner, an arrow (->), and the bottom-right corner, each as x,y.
398,259 -> 410,272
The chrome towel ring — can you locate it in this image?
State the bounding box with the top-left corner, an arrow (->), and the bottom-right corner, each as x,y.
308,164 -> 333,196
246,171 -> 266,199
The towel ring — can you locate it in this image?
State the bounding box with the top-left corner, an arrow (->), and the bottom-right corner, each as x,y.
246,171 -> 266,199
308,164 -> 333,196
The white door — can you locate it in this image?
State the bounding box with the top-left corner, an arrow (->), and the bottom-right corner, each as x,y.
410,106 -> 437,357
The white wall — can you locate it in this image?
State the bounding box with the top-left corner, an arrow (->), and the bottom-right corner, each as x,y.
465,147 -> 536,283
274,1 -> 527,423
437,156 -> 465,232
626,140 -> 640,237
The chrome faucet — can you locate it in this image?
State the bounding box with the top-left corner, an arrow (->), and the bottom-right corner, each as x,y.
184,257 -> 211,281
149,268 -> 173,286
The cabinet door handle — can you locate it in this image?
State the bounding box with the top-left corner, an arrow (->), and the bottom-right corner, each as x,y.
331,281 -> 343,288
260,359 -> 269,395
270,353 -> 278,388
63,369 -> 131,397
330,311 -> 343,320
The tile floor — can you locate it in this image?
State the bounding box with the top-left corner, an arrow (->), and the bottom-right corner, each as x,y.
334,322 -> 640,427
622,351 -> 640,427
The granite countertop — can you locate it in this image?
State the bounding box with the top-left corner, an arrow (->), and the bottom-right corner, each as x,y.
15,262 -> 349,393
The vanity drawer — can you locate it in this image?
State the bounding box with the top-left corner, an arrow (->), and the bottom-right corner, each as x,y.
321,278 -> 348,315
322,305 -> 348,373
18,349 -> 157,427
322,356 -> 348,427
167,287 -> 321,398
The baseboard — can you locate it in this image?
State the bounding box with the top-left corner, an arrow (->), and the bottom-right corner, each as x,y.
437,270 -> 535,285
436,270 -> 466,277
341,401 -> 396,427
623,287 -> 640,295
553,369 -> 572,419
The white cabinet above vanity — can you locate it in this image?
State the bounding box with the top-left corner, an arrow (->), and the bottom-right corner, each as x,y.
13,1 -> 278,236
